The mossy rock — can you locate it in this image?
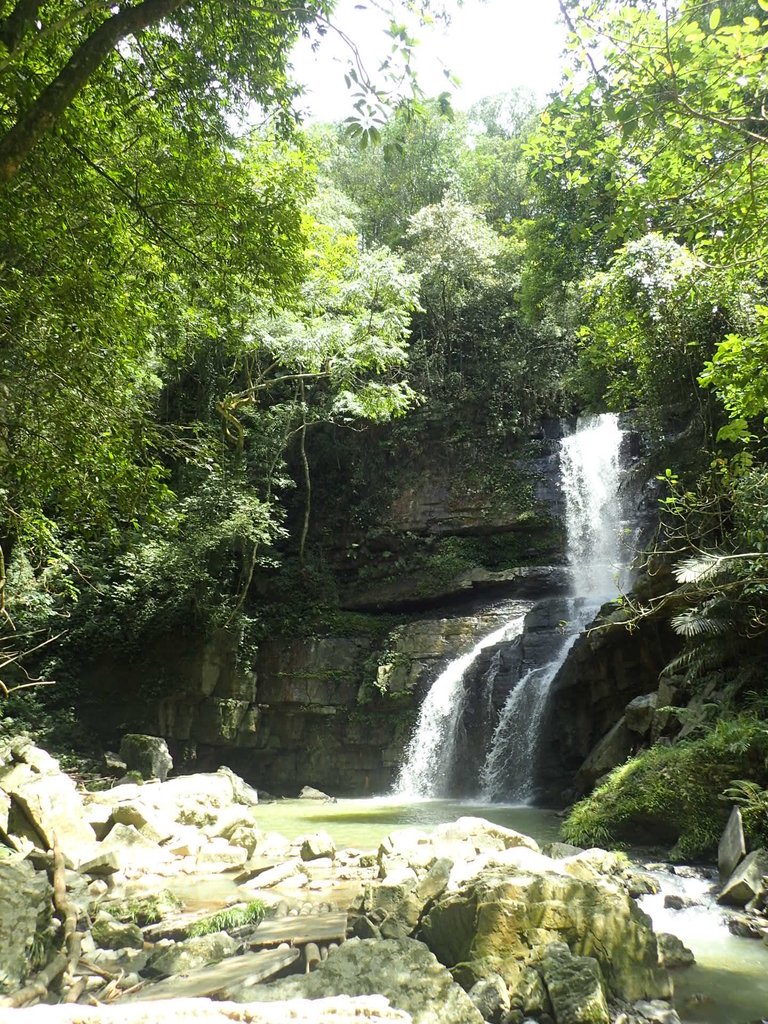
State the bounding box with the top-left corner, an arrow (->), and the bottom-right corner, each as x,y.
563,715 -> 768,861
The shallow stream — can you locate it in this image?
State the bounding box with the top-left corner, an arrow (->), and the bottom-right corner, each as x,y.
251,797 -> 768,1024
162,796 -> 768,1023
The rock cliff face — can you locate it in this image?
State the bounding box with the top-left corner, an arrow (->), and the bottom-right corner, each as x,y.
77,422 -> 669,803
533,614 -> 679,805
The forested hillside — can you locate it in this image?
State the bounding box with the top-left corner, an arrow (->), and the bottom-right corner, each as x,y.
1,0 -> 768,850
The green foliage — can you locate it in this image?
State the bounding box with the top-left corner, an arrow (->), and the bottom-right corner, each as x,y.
570,234 -> 749,416
722,779 -> 768,848
186,900 -> 266,937
108,892 -> 183,927
563,714 -> 768,860
699,306 -> 768,436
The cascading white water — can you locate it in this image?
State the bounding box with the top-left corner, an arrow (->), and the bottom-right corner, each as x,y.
394,610 -> 528,798
480,413 -> 626,802
560,413 -> 625,598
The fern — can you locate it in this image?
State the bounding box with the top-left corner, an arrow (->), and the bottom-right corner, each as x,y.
670,609 -> 730,637
673,553 -> 726,585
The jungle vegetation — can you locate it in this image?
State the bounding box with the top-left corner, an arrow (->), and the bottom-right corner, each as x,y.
1,0 -> 768,840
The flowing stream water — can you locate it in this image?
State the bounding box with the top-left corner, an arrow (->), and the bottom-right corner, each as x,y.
481,413 -> 626,801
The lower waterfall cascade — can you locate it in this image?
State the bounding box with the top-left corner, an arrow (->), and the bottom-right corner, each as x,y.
394,608 -> 529,798
394,413 -> 629,802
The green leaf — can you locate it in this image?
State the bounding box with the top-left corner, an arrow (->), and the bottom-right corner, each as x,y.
709,8 -> 721,30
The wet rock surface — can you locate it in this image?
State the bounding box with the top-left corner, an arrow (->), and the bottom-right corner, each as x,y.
0,742 -> 695,1024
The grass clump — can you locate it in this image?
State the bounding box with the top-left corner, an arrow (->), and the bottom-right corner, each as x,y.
109,891 -> 182,926
562,713 -> 768,861
186,900 -> 267,937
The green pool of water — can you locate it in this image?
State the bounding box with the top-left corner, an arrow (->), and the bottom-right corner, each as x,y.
252,796 -> 563,849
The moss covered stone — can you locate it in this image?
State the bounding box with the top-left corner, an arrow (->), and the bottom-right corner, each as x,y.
562,716 -> 768,860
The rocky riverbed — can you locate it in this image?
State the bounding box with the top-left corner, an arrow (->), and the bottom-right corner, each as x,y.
0,735 -> 765,1024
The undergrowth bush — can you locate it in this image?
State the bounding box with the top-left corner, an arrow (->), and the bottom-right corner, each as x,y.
562,713 -> 768,861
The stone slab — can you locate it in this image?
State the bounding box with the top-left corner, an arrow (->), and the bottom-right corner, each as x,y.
718,848 -> 768,907
123,949 -> 301,1001
718,805 -> 746,883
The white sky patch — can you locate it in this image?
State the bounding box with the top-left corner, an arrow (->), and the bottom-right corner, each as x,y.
290,0 -> 568,123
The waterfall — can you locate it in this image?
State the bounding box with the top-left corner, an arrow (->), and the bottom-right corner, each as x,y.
480,413 -> 626,802
394,610 -> 528,798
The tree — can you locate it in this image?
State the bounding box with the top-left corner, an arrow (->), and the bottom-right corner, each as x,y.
329,98 -> 466,247
460,89 -> 539,233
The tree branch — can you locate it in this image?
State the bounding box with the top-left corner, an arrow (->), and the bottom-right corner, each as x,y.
0,0 -> 190,182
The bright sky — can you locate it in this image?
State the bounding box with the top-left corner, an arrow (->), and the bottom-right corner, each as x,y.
290,0 -> 568,123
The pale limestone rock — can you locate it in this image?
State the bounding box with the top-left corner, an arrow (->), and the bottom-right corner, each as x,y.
229,937 -> 483,1024
204,806 -> 258,842
244,859 -> 305,890
0,747 -> 95,861
420,863 -> 671,1002
111,803 -> 174,844
298,786 -> 335,801
718,805 -> 746,884
718,848 -> 768,907
300,831 -> 336,862
0,857 -> 52,994
432,817 -> 541,855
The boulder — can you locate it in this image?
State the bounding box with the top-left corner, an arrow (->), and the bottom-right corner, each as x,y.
718,805 -> 746,884
119,734 -> 173,782
625,694 -> 658,736
718,849 -> 768,907
298,786 -> 335,802
656,933 -> 695,969
363,857 -> 453,939
431,818 -> 540,855
205,806 -> 259,842
632,1000 -> 682,1024
574,719 -> 634,792
229,937 -> 484,1024
300,832 -> 336,862
561,849 -> 626,881
82,823 -> 171,875
468,973 -> 510,1022
146,931 -> 239,978
540,942 -> 609,1024
244,859 -> 305,890
111,802 -> 174,844
86,767 -> 259,831
92,912 -> 144,951
228,825 -> 261,858
419,863 -> 671,1002
0,739 -> 95,861
625,873 -> 660,898
545,843 -> 585,860
0,856 -> 52,993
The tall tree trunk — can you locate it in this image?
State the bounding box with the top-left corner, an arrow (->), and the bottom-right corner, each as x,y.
0,0 -> 189,182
